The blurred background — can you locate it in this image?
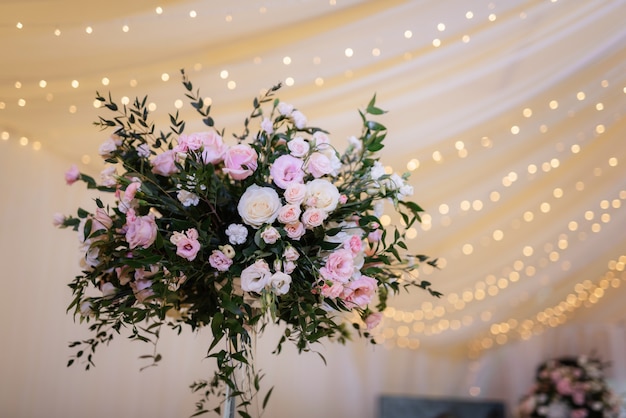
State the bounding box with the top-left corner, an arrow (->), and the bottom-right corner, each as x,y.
1,0 -> 625,417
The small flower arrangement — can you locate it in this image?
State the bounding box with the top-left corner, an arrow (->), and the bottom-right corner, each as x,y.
56,70 -> 440,416
517,355 -> 624,418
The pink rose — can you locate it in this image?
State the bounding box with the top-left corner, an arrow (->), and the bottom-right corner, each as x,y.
287,137 -> 310,157
260,226 -> 280,244
175,132 -> 205,152
171,228 -> 201,261
345,234 -> 363,254
151,149 -> 179,176
320,280 -> 344,298
124,209 -> 158,249
277,204 -> 301,224
283,182 -> 307,205
200,131 -> 227,164
364,312 -> 383,330
270,154 -> 305,189
301,207 -> 327,229
240,260 -> 271,293
223,144 -> 258,180
130,278 -> 154,303
65,165 -> 80,185
284,222 -> 306,240
320,249 -> 354,283
305,152 -> 332,178
209,250 -> 233,272
339,194 -> 348,204
343,275 -> 377,308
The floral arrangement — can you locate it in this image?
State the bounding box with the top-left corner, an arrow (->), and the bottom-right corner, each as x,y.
56,70 -> 439,416
517,355 -> 624,418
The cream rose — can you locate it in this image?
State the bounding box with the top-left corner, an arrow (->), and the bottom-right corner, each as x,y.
305,179 -> 340,212
237,185 -> 282,228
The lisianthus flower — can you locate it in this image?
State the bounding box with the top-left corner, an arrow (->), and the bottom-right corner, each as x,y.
64,165 -> 80,185
270,154 -> 305,189
269,272 -> 291,295
209,250 -> 233,271
170,228 -> 201,261
240,260 -> 271,293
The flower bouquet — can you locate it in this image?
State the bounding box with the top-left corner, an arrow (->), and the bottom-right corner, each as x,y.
56,69 -> 440,416
517,355 -> 624,418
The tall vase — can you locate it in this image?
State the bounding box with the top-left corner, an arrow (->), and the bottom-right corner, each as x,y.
223,335 -> 239,418
223,382 -> 236,418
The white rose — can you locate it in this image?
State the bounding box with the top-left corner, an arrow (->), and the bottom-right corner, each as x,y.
237,185 -> 282,228
268,272 -> 292,295
305,179 -> 340,212
240,260 -> 271,293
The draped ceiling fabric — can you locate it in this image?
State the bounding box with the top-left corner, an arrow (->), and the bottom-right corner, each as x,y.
1,0 -> 625,417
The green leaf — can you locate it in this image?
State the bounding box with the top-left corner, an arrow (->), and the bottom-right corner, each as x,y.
262,387 -> 274,408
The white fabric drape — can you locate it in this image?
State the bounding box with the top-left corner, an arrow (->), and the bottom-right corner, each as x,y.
1,1 -> 625,417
